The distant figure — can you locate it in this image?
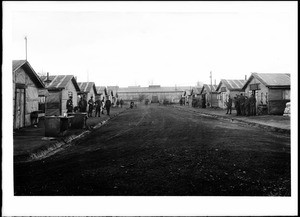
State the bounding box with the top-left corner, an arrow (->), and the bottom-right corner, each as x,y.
88,96 -> 94,117
105,98 -> 112,116
95,98 -> 102,117
116,99 -> 120,108
120,99 -> 124,108
79,95 -> 87,112
130,101 -> 134,109
226,95 -> 232,115
66,95 -> 73,113
101,98 -> 105,114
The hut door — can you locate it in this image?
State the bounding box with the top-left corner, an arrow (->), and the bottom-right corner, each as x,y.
15,88 -> 25,129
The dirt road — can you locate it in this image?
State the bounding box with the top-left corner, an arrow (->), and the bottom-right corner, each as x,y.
14,104 -> 290,196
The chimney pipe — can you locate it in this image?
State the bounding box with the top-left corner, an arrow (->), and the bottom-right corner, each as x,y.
214,79 -> 216,85
245,75 -> 247,81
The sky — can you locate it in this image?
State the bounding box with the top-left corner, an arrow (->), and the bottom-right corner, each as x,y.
9,1 -> 297,87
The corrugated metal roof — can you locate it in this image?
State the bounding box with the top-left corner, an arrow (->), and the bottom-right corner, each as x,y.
254,73 -> 290,86
40,75 -> 80,91
13,60 -> 45,88
96,86 -> 106,94
77,82 -> 96,93
13,60 -> 27,72
217,79 -> 246,91
201,84 -> 218,93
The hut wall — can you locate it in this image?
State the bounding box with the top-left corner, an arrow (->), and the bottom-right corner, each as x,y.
268,88 -> 290,115
45,90 -> 61,116
61,81 -> 78,114
13,67 -> 39,128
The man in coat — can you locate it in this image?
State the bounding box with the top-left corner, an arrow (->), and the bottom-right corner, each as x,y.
249,94 -> 256,116
105,97 -> 112,116
66,95 -> 73,113
88,96 -> 94,117
226,95 -> 232,115
95,97 -> 101,117
79,95 -> 87,112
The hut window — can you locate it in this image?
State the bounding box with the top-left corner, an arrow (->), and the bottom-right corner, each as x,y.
250,83 -> 260,90
39,96 -> 45,103
68,92 -> 73,97
221,87 -> 226,92
282,90 -> 290,100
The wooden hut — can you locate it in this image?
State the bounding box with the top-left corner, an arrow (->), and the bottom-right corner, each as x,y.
77,82 -> 97,102
107,86 -> 119,106
96,86 -> 106,101
40,74 -> 80,116
242,73 -> 290,115
13,60 -> 45,129
216,79 -> 246,109
200,84 -> 219,108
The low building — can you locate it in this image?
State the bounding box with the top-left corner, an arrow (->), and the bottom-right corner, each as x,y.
95,86 -> 105,101
77,82 -> 97,101
242,73 -> 290,115
13,60 -> 45,129
107,86 -> 119,106
40,74 -> 80,116
190,86 -> 202,107
216,79 -> 246,109
200,84 -> 219,108
118,85 -> 191,104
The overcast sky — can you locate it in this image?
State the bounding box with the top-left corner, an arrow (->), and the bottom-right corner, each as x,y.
9,2 -> 297,87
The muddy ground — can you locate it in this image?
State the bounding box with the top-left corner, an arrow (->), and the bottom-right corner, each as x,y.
14,104 -> 290,196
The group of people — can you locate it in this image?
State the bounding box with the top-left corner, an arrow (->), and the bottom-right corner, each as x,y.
66,95 -> 114,117
225,93 -> 256,116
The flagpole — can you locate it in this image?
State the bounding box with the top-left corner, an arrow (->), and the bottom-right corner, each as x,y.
25,36 -> 27,60
210,71 -> 213,108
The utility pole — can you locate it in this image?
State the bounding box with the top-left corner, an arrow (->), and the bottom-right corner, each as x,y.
25,36 -> 27,60
210,71 -> 213,108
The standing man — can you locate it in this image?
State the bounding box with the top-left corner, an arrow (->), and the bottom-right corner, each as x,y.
95,97 -> 101,117
120,98 -> 124,108
245,96 -> 250,116
80,95 -> 87,112
66,95 -> 73,113
105,97 -> 112,116
88,96 -> 94,117
249,93 -> 256,116
226,95 -> 232,115
234,94 -> 240,116
239,93 -> 246,116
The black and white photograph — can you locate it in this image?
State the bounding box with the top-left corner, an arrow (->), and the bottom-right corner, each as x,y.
2,1 -> 298,216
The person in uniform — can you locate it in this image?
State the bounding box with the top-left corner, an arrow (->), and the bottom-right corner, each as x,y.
66,95 -> 73,113
105,97 -> 112,116
95,97 -> 101,117
79,95 -> 87,112
88,96 -> 94,117
249,93 -> 256,116
239,93 -> 246,116
120,99 -> 124,108
244,96 -> 250,116
234,94 -> 240,116
226,95 -> 232,115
